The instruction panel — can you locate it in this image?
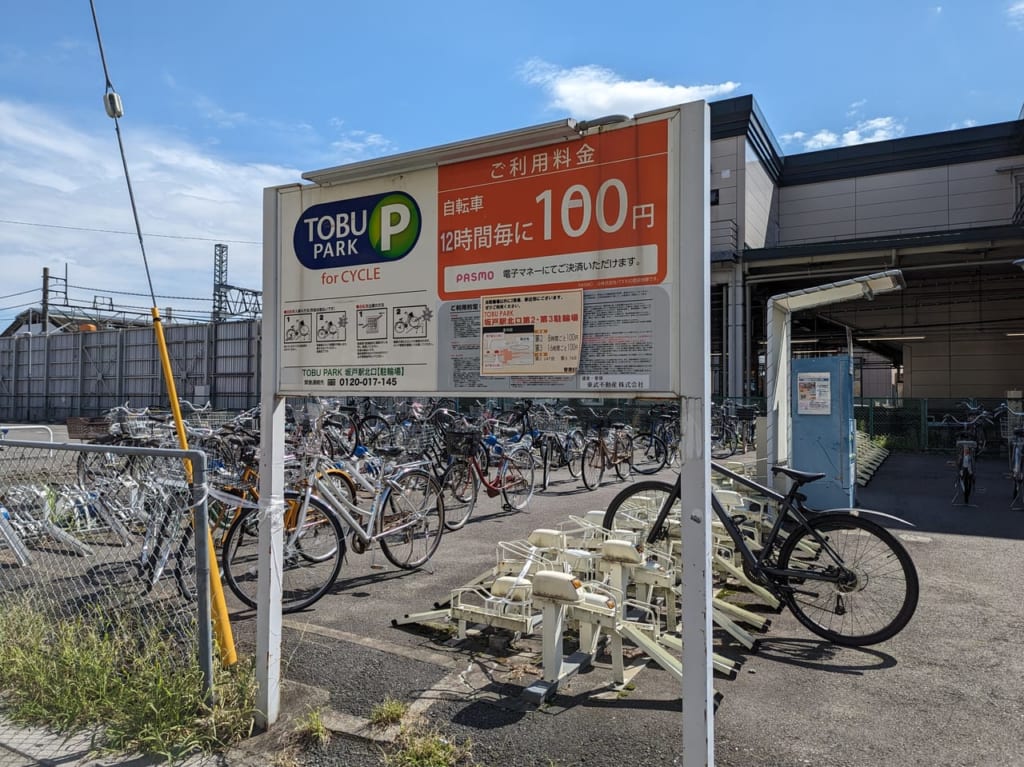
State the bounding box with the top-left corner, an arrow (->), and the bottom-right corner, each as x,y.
438,285 -> 670,392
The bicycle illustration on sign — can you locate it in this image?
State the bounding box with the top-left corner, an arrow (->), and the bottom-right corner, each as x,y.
394,306 -> 432,339
357,309 -> 387,341
284,313 -> 312,344
317,311 -> 347,342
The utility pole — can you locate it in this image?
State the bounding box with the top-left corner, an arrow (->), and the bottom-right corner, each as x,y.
213,243 -> 228,322
42,267 -> 50,334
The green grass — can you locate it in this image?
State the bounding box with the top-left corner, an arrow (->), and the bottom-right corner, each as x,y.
385,727 -> 473,767
370,696 -> 409,727
0,599 -> 256,759
294,707 -> 331,748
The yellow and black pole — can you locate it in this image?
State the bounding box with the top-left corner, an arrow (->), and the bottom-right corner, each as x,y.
91,0 -> 236,665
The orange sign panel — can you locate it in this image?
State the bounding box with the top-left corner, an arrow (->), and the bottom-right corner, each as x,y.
437,120 -> 669,300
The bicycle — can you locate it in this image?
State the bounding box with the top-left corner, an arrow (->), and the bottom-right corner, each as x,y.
321,400 -> 394,457
954,399 -> 990,456
439,427 -> 536,531
532,402 -> 586,490
942,410 -> 992,505
995,402 -> 1024,508
579,408 -> 633,491
710,402 -> 738,459
644,402 -> 681,467
602,462 -> 920,647
220,444 -> 443,613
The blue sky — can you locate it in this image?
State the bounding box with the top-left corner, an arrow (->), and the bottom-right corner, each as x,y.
1,0 -> 1022,326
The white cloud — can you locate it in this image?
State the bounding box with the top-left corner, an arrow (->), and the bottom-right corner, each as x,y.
325,121 -> 398,164
804,130 -> 840,150
781,116 -> 906,151
1010,1 -> 1024,28
949,118 -> 978,130
847,99 -> 867,117
0,100 -> 300,323
520,59 -> 740,118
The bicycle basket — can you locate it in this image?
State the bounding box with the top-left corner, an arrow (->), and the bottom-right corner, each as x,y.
735,406 -> 757,421
445,429 -> 482,457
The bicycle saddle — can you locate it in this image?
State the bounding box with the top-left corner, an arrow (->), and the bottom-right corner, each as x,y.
771,466 -> 825,485
374,446 -> 405,458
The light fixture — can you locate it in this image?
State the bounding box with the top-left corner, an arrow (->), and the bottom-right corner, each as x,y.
575,114 -> 630,133
791,338 -> 819,344
1006,332 -> 1024,337
855,335 -> 926,342
302,119 -> 583,184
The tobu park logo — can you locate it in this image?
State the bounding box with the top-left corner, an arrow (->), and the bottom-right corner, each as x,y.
294,191 -> 422,269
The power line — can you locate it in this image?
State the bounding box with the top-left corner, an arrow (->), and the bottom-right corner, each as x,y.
0,300 -> 41,313
0,288 -> 39,300
0,218 -> 260,245
66,283 -> 214,303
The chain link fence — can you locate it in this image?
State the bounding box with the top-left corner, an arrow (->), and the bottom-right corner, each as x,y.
0,439 -> 213,753
856,398 -> 1015,454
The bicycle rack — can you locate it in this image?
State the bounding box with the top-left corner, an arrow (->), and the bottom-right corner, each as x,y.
2,484 -> 95,558
393,503 -> 785,707
521,570 -> 622,704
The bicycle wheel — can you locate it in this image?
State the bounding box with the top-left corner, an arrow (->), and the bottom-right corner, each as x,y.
614,432 -> 634,480
318,468 -> 358,508
631,432 -> 668,475
960,468 -> 974,504
711,427 -> 737,459
540,435 -> 554,491
379,469 -> 444,569
566,429 -> 586,479
441,459 -> 479,530
77,437 -> 131,486
500,447 -> 536,510
359,415 -> 393,449
657,422 -> 680,466
581,440 -> 605,490
221,492 -> 345,613
171,524 -> 197,602
324,413 -> 357,456
602,480 -> 677,537
777,513 -> 919,647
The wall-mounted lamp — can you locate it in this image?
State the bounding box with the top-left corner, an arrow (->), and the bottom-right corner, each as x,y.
575,114 -> 630,133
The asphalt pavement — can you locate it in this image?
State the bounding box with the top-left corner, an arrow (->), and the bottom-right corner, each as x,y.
2,439 -> 1023,767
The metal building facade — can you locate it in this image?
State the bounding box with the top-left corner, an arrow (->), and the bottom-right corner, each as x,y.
0,320 -> 260,422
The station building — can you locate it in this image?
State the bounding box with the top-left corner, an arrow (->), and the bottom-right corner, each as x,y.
707,95 -> 1024,400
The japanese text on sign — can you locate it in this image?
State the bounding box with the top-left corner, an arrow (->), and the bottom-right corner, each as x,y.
437,121 -> 668,299
480,290 -> 583,376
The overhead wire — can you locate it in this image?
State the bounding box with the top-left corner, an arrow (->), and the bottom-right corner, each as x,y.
0,218 -> 260,245
88,0 -> 236,668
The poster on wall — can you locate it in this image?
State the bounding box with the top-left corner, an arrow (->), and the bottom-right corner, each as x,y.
797,371 -> 832,415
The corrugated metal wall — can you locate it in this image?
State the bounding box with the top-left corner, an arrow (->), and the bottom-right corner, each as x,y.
0,320 -> 260,422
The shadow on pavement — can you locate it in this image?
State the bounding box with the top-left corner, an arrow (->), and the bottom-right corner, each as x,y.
856,451 -> 1024,539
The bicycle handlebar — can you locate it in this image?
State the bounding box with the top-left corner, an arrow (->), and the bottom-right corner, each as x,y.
941,411 -> 992,427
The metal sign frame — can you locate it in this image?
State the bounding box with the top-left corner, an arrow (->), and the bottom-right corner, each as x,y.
258,101 -> 713,764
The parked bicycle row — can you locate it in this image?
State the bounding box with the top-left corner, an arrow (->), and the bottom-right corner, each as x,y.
937,398 -> 1024,508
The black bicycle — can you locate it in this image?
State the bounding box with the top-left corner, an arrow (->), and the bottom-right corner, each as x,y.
602,463 -> 920,647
